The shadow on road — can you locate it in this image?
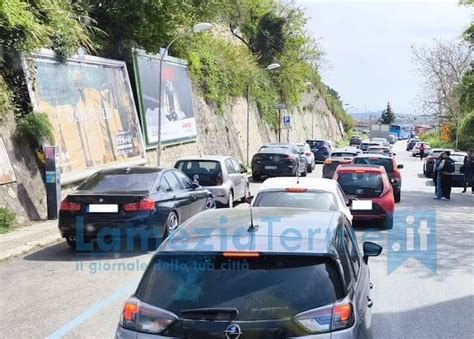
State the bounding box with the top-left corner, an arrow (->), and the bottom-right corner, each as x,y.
371,296 -> 473,338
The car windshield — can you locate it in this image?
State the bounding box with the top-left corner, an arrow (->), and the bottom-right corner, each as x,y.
331,152 -> 356,158
337,172 -> 384,198
451,155 -> 465,163
353,157 -> 394,173
253,191 -> 338,210
77,172 -> 157,192
136,254 -> 343,321
175,160 -> 222,186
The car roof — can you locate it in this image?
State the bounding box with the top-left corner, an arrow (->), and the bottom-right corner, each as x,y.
354,154 -> 392,159
257,177 -> 341,193
176,155 -> 232,162
159,208 -> 342,255
96,166 -> 161,175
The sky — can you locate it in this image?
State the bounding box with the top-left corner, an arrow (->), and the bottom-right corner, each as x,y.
297,0 -> 472,115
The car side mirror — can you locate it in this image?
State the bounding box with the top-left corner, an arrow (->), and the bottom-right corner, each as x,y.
346,198 -> 353,207
193,174 -> 200,182
245,195 -> 254,204
191,181 -> 200,190
363,241 -> 383,263
397,164 -> 404,169
240,164 -> 248,174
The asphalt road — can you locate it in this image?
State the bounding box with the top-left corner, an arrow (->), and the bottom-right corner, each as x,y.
0,141 -> 472,338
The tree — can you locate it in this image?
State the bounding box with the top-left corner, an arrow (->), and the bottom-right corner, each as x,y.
380,102 -> 396,124
412,40 -> 471,148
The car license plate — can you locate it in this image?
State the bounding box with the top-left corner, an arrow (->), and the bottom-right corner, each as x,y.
88,204 -> 118,213
351,200 -> 372,210
265,166 -> 277,170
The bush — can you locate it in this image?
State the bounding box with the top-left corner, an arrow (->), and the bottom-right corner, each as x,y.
420,132 -> 454,149
16,112 -> 55,147
0,206 -> 16,234
458,111 -> 474,151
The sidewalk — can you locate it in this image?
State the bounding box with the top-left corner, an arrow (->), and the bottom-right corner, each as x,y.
0,220 -> 62,262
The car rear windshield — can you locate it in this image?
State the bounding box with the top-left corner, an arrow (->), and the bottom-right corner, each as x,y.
136,254 -> 343,321
307,140 -> 326,148
253,191 -> 338,211
78,172 -> 157,192
337,172 -> 384,198
175,160 -> 222,186
353,157 -> 393,173
451,155 -> 465,163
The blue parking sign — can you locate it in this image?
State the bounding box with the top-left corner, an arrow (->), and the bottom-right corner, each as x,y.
283,115 -> 291,128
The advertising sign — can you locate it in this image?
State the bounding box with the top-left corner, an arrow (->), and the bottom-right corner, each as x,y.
22,49 -> 147,184
132,49 -> 197,148
0,136 -> 16,185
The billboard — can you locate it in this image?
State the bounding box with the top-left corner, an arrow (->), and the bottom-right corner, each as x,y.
132,49 -> 197,148
0,136 -> 16,185
23,49 -> 147,184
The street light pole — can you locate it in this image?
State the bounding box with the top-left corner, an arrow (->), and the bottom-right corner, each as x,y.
156,23 -> 213,167
246,63 -> 280,166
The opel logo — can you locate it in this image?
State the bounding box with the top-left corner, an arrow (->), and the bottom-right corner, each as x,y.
225,324 -> 242,339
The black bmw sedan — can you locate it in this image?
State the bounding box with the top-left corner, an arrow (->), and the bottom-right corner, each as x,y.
58,167 -> 214,250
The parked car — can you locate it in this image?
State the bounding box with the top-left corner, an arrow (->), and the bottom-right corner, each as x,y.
251,143 -> 307,181
116,208 -> 382,339
334,164 -> 395,228
352,154 -> 403,202
350,135 -> 362,146
423,148 -> 453,178
306,139 -> 332,162
175,156 -> 249,208
412,142 -> 431,157
251,177 -> 353,222
58,167 -> 214,249
447,152 -> 468,187
406,138 -> 420,151
322,150 -> 359,179
371,137 -> 390,147
296,142 -> 316,173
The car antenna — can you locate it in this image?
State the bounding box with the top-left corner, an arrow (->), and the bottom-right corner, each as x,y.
247,200 -> 259,232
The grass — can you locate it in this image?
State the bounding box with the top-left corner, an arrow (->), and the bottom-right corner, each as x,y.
420,133 -> 455,149
0,207 -> 16,234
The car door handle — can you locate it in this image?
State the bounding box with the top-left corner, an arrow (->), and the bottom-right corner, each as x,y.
189,194 -> 197,201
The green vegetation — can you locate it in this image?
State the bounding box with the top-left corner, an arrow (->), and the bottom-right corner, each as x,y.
16,113 -> 55,147
458,112 -> 474,150
420,132 -> 454,149
1,0 -> 351,134
0,206 -> 16,234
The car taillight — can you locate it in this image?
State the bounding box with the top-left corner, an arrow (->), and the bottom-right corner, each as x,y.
285,155 -> 295,161
305,152 -> 312,156
216,173 -> 223,186
286,187 -> 308,192
324,159 -> 332,165
123,198 -> 156,212
121,298 -> 177,334
294,302 -> 354,333
60,199 -> 81,212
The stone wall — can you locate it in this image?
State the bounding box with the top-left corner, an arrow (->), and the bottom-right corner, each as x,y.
0,114 -> 47,224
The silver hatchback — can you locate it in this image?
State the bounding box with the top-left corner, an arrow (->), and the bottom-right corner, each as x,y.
175,156 -> 249,208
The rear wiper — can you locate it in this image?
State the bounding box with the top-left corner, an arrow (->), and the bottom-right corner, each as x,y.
180,307 -> 239,317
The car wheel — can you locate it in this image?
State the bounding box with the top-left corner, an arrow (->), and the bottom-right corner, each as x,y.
307,164 -> 312,173
66,237 -> 77,250
394,191 -> 401,203
384,215 -> 394,229
206,197 -> 216,209
252,173 -> 261,182
226,191 -> 234,208
163,211 -> 179,239
301,167 -> 307,177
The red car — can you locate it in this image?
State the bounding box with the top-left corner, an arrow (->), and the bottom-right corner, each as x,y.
333,164 -> 395,229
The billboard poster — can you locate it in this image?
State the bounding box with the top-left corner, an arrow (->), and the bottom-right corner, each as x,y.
0,136 -> 16,185
132,49 -> 197,148
23,49 -> 147,184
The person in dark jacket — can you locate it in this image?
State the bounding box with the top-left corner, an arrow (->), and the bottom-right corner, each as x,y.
440,151 -> 455,199
462,149 -> 474,194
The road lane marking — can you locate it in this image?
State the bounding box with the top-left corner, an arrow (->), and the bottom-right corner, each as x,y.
47,279 -> 139,339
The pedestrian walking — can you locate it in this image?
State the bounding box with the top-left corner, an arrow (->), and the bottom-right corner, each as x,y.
462,148 -> 474,194
419,143 -> 425,160
440,151 -> 455,200
434,154 -> 445,200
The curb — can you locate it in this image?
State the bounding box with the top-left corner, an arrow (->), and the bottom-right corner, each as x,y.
0,234 -> 63,263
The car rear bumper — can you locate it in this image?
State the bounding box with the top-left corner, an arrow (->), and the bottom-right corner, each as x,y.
201,186 -> 230,204
252,164 -> 296,177
313,152 -> 329,162
447,174 -> 464,187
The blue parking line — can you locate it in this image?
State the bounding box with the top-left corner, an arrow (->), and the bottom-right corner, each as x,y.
47,279 -> 139,339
